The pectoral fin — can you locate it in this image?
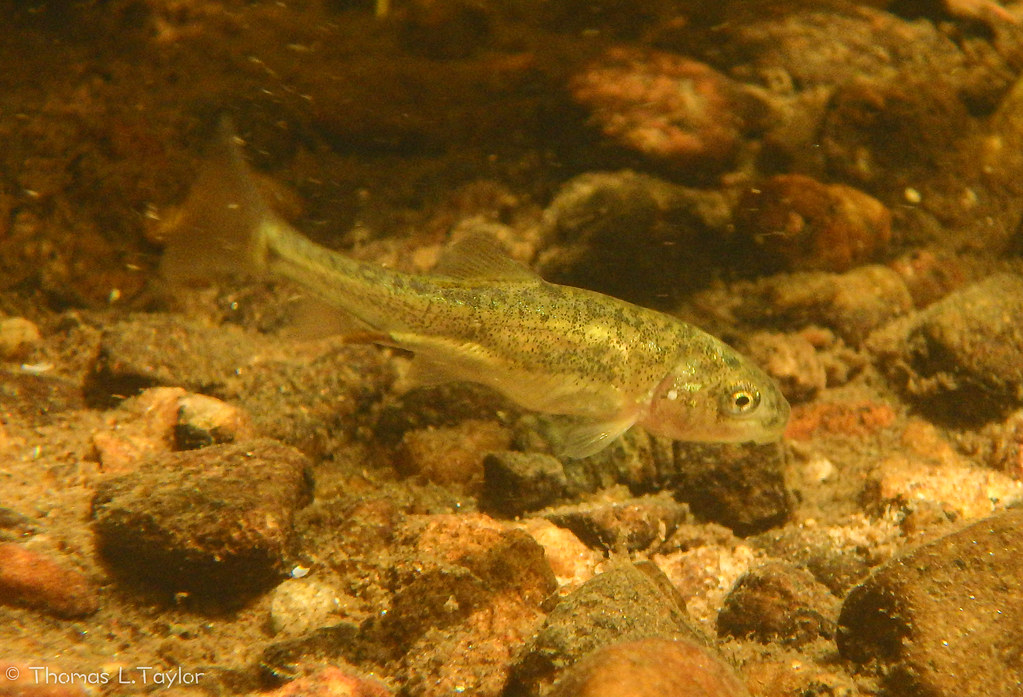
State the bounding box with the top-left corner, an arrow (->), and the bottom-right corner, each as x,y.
404,354 -> 466,388
548,415 -> 637,459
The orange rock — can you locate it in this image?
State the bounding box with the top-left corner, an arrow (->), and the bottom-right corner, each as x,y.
91,387 -> 184,472
571,48 -> 750,172
263,665 -> 391,697
785,400 -> 897,441
91,387 -> 256,473
0,544 -> 98,618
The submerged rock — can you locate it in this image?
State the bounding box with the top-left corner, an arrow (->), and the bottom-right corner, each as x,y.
508,562 -> 702,695
536,170 -> 730,305
869,273 -> 1023,424
0,316 -> 40,360
379,513 -> 556,697
395,419 -> 512,492
269,577 -> 348,638
668,442 -> 791,536
570,48 -> 758,174
734,174 -> 891,273
742,331 -> 827,404
548,636 -> 751,697
262,664 -> 392,697
716,561 -> 838,646
84,315 -> 256,408
543,493 -> 690,552
838,508 -> 1023,697
92,439 -> 312,599
0,543 -> 98,618
91,386 -> 256,473
481,451 -> 569,517
735,265 -> 913,345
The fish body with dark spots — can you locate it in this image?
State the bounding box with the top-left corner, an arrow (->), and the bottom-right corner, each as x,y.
161,123 -> 789,458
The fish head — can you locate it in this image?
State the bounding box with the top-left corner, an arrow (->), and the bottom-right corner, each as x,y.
639,345 -> 790,445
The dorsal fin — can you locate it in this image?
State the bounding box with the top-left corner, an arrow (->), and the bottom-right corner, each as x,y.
433,230 -> 540,282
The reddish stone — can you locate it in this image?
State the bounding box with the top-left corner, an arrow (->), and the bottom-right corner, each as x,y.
785,400 -> 897,441
735,174 -> 891,273
571,48 -> 749,172
264,665 -> 391,697
0,544 -> 98,618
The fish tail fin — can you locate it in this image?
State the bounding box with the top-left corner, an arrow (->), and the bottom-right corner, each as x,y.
159,117 -> 275,284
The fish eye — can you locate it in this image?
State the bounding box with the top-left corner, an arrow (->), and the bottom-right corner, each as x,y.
723,384 -> 761,416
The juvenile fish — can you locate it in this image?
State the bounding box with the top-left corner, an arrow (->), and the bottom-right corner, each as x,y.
161,128 -> 790,458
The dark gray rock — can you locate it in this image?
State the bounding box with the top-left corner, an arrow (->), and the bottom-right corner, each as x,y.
92,439 -> 312,600
480,451 -> 568,517
668,441 -> 791,536
837,508 -> 1023,697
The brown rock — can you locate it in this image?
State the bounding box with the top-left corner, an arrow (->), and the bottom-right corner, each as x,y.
0,543 -> 98,618
667,442 -> 790,536
716,562 -> 838,646
736,266 -> 913,345
380,513 -> 557,696
396,419 -> 511,491
91,439 -> 312,599
750,526 -> 876,596
869,273 -> 1023,425
837,508 -> 1023,697
742,331 -> 827,403
820,75 -> 975,189
0,371 -> 85,426
548,637 -> 750,697
743,656 -> 859,697
735,174 -> 891,273
91,387 -> 184,473
84,315 -> 256,408
543,494 -> 690,552
481,451 -> 569,517
508,562 -> 702,695
984,408 -> 1023,480
888,250 -> 965,308
535,170 -> 730,306
174,391 -> 256,449
0,317 -> 41,361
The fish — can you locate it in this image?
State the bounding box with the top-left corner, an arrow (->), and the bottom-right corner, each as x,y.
161,123 -> 790,459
